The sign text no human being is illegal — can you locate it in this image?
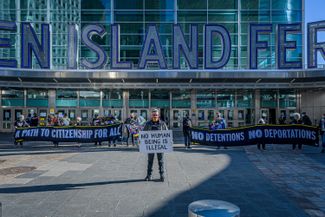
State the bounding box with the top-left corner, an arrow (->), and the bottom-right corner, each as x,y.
139,130 -> 173,153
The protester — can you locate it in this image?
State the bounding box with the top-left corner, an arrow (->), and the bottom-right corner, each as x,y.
136,114 -> 146,126
301,112 -> 312,126
278,114 -> 286,124
62,113 -> 70,126
291,112 -> 302,150
14,115 -> 30,146
75,116 -> 82,126
26,113 -> 32,125
144,109 -> 168,182
183,114 -> 192,149
124,115 -> 133,146
210,112 -> 227,149
30,113 -> 39,127
106,115 -> 117,147
92,114 -> 101,146
257,113 -> 267,150
320,114 -> 325,153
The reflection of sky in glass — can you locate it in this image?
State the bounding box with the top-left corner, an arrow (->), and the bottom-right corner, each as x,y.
306,0 -> 325,64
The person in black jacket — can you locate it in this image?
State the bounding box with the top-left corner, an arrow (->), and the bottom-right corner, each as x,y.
144,109 -> 168,182
291,113 -> 303,150
183,114 -> 192,149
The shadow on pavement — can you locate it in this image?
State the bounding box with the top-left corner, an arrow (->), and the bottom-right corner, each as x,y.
0,179 -> 145,194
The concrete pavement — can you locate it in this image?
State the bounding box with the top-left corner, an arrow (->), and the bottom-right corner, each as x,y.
0,137 -> 323,217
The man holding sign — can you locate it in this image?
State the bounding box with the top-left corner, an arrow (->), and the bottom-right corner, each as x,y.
142,109 -> 169,182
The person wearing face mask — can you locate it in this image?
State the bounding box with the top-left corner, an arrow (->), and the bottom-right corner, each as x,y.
143,109 -> 168,182
320,114 -> 325,153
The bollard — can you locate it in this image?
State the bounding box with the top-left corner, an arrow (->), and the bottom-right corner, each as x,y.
188,200 -> 240,217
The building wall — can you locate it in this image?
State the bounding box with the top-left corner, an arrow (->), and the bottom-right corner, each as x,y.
0,0 -> 303,70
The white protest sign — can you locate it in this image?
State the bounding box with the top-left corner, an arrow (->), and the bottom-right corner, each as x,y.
139,130 -> 173,153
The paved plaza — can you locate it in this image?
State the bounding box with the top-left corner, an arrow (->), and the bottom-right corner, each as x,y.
0,134 -> 324,217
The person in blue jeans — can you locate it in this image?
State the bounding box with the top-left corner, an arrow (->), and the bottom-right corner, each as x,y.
320,114 -> 325,153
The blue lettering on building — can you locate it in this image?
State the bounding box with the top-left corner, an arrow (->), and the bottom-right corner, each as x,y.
0,21 -> 325,70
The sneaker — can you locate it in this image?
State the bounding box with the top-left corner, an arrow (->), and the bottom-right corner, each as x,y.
144,176 -> 152,181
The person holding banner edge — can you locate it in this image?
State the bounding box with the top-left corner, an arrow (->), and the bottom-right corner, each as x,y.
257,113 -> 267,150
144,109 -> 168,182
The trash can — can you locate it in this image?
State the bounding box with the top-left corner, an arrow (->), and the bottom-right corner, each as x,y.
188,200 -> 240,217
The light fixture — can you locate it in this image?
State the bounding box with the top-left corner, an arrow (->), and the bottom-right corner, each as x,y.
122,79 -> 125,83
87,78 -> 92,83
156,78 -> 158,83
53,78 -> 58,83
256,79 -> 261,83
290,79 -> 295,83
17,77 -> 22,82
189,79 -> 192,83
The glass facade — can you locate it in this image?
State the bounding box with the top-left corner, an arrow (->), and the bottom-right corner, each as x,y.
0,0 -> 302,70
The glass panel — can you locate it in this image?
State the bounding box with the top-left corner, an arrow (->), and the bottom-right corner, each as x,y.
115,0 -> 143,9
208,0 -> 237,9
197,90 -> 216,108
151,90 -> 170,108
241,0 -> 270,10
2,99 -> 24,107
238,110 -> 244,120
3,109 -> 11,121
237,90 -> 254,108
272,0 -> 302,10
56,99 -> 78,107
178,0 -> 207,9
27,99 -> 48,107
15,110 -> 23,121
1,89 -> 24,98
129,90 -> 149,108
208,110 -> 215,122
173,110 -> 180,121
279,90 -> 297,108
198,110 -> 205,121
81,110 -> 89,121
172,90 -> 191,108
140,110 -> 148,120
27,89 -> 48,99
103,90 -> 123,108
145,0 -> 174,10
79,90 -> 100,107
56,90 -> 77,99
260,90 -> 277,108
26,89 -> 48,107
217,91 -> 235,107
227,110 -> 234,121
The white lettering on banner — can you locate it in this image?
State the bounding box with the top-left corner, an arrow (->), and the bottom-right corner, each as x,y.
139,130 -> 173,153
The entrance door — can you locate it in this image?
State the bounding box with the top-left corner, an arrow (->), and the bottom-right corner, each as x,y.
160,108 -> 170,127
2,109 -> 12,131
171,109 -> 190,129
81,109 -> 90,125
269,108 -> 276,124
260,109 -> 276,124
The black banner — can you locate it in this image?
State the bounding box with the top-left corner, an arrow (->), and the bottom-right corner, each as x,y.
14,124 -> 122,143
190,125 -> 319,147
